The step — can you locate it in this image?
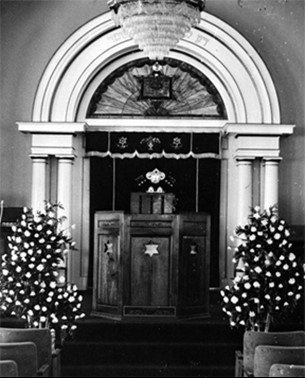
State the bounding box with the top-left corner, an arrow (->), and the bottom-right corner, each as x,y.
61,340 -> 241,366
73,318 -> 244,343
62,363 -> 235,377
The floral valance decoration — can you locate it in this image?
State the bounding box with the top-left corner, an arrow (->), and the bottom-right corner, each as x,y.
85,132 -> 220,159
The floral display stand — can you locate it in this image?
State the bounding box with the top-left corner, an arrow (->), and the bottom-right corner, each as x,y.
220,205 -> 305,377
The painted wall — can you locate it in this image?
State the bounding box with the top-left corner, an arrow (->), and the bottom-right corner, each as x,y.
1,0 -> 304,227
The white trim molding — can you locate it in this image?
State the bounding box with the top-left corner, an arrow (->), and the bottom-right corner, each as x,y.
32,12 -> 281,125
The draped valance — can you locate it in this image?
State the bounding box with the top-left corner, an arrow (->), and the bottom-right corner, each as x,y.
85,132 -> 220,159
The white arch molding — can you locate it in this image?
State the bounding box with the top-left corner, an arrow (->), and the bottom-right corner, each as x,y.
19,11 -> 295,289
33,12 -> 280,123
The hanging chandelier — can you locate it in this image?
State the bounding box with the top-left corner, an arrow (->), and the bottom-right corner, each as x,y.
108,0 -> 205,60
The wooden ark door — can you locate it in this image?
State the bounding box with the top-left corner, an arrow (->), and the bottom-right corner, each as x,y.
130,236 -> 170,306
124,214 -> 178,317
92,212 -> 123,319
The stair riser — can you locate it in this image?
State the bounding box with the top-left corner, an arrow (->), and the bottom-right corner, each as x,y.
61,343 -> 239,366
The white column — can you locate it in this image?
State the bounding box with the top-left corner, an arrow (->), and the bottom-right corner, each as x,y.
263,158 -> 281,210
236,158 -> 253,226
57,157 -> 74,281
57,157 -> 74,223
31,156 -> 48,212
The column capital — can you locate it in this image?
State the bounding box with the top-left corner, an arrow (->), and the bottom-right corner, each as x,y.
29,154 -> 49,160
56,155 -> 76,160
263,157 -> 283,162
235,157 -> 256,162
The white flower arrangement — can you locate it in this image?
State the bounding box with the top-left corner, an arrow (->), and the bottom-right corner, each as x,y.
221,205 -> 305,332
0,202 -> 85,345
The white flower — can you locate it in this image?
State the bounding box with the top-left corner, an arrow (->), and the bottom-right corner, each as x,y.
254,267 -> 262,274
39,238 -> 45,244
278,225 -> 284,231
288,291 -> 294,296
15,266 -> 22,273
15,237 -> 22,244
289,253 -> 296,261
34,304 -> 40,311
276,272 -> 281,277
2,269 -> 9,276
283,264 -> 289,270
249,311 -> 256,317
25,272 -> 32,278
269,282 -> 275,288
296,294 -> 301,300
253,298 -> 259,303
253,281 -> 260,288
251,227 -> 257,232
274,233 -> 281,240
40,316 -> 47,322
288,278 -> 296,285
276,260 -> 282,266
49,282 -> 56,289
24,298 -> 30,304
249,235 -> 256,241
28,310 -> 34,316
265,294 -> 271,300
285,229 -> 290,237
24,230 -> 31,237
242,293 -> 247,298
37,264 -> 44,272
267,239 -> 273,245
279,255 -> 285,260
275,296 -> 281,301
231,296 -> 239,304
244,282 -> 251,290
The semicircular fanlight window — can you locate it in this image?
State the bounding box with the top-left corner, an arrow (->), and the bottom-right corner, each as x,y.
87,58 -> 226,119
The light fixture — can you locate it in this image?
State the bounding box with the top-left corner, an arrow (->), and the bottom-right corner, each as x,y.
108,0 -> 205,60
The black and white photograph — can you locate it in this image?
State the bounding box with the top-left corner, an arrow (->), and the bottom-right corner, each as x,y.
0,0 -> 304,376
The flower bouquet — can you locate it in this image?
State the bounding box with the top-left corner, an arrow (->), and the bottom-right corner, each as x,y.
0,202 -> 85,346
221,206 -> 304,332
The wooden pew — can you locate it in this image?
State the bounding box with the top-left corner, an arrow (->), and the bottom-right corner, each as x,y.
254,345 -> 305,377
236,330 -> 305,377
0,327 -> 60,377
269,363 -> 305,377
0,342 -> 38,377
0,360 -> 18,377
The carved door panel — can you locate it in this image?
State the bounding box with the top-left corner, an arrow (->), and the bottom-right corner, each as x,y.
178,213 -> 211,317
130,236 -> 170,306
92,212 -> 123,319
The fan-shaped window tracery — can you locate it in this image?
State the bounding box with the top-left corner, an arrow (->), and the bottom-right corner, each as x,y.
87,58 -> 226,118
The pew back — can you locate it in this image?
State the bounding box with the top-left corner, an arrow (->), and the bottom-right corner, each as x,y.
243,330 -> 305,376
254,345 -> 305,377
0,341 -> 38,377
0,327 -> 52,375
0,360 -> 18,377
269,363 -> 305,377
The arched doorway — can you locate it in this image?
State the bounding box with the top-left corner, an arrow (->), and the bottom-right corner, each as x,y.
18,11 -> 293,291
